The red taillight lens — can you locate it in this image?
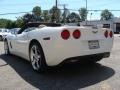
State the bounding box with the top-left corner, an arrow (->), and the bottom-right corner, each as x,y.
73,29 -> 81,39
104,30 -> 108,38
61,30 -> 70,40
109,31 -> 113,38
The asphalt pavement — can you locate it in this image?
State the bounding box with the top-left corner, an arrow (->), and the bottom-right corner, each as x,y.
0,35 -> 120,90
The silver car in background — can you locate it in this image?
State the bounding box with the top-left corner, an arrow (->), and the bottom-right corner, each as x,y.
0,28 -> 10,41
10,28 -> 21,35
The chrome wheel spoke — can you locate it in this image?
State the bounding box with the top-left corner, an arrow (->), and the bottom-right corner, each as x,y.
32,57 -> 38,70
30,45 -> 41,70
36,60 -> 40,69
34,46 -> 38,56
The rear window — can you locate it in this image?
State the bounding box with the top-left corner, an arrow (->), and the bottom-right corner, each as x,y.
103,24 -> 110,28
26,22 -> 61,28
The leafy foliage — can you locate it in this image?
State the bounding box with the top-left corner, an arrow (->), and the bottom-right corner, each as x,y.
15,17 -> 24,28
0,6 -> 115,29
61,8 -> 70,23
66,12 -> 80,23
0,19 -> 8,28
42,10 -> 50,22
101,9 -> 114,20
49,6 -> 61,23
0,19 -> 17,29
22,13 -> 35,23
32,6 -> 41,17
79,8 -> 88,21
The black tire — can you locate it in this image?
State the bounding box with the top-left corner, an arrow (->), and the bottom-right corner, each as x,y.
0,36 -> 3,41
29,42 -> 47,72
4,40 -> 10,55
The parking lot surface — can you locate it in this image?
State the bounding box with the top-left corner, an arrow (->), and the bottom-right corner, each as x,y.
0,35 -> 120,90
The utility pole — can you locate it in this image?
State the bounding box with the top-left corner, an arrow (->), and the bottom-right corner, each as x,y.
85,0 -> 88,25
56,0 -> 58,8
90,13 -> 92,25
59,4 -> 68,24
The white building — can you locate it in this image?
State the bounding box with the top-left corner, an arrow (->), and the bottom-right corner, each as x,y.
81,17 -> 120,33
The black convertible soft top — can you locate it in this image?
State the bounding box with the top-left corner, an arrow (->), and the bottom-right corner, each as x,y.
26,22 -> 61,27
18,22 -> 61,34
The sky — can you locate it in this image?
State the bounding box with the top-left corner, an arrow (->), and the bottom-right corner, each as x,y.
0,0 -> 120,20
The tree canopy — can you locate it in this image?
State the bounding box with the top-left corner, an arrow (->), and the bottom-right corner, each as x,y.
66,12 -> 80,23
0,19 -> 17,29
49,6 -> 61,23
0,6 -> 115,29
42,10 -> 50,22
101,9 -> 114,20
79,7 -> 88,21
62,8 -> 70,23
32,6 -> 41,17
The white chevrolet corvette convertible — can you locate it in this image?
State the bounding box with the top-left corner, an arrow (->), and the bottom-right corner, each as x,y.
4,22 -> 113,72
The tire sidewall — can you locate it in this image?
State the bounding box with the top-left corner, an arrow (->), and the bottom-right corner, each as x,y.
29,42 -> 46,72
4,40 -> 10,55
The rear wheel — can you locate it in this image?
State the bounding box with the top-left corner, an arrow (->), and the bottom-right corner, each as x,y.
4,40 -> 10,55
0,36 -> 3,41
29,42 -> 47,72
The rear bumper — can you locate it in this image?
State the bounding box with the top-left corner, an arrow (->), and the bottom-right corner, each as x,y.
66,52 -> 110,60
44,43 -> 111,66
58,52 -> 110,65
42,36 -> 113,66
43,40 -> 113,66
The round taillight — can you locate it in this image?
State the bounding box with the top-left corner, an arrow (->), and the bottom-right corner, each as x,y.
104,30 -> 108,38
73,29 -> 81,39
109,31 -> 113,38
61,30 -> 70,40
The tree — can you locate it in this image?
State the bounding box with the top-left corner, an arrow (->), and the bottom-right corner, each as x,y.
32,6 -> 41,17
66,12 -> 80,23
0,19 -> 17,29
42,10 -> 50,22
101,9 -> 114,20
22,13 -> 35,23
6,20 -> 17,29
0,19 -> 8,28
32,6 -> 42,21
49,6 -> 61,23
79,8 -> 88,21
62,8 -> 70,23
15,17 -> 24,28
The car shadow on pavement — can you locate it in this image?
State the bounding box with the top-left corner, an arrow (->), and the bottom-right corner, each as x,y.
0,54 -> 115,90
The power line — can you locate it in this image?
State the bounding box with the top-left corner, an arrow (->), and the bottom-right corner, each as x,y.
0,11 -> 31,15
1,9 -> 120,16
88,10 -> 120,11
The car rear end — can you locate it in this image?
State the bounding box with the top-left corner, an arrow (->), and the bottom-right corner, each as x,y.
42,26 -> 113,66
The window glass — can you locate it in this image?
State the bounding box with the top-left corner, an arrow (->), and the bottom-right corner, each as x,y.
103,24 -> 110,28
0,30 -> 2,32
11,30 -> 15,34
23,27 -> 36,33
